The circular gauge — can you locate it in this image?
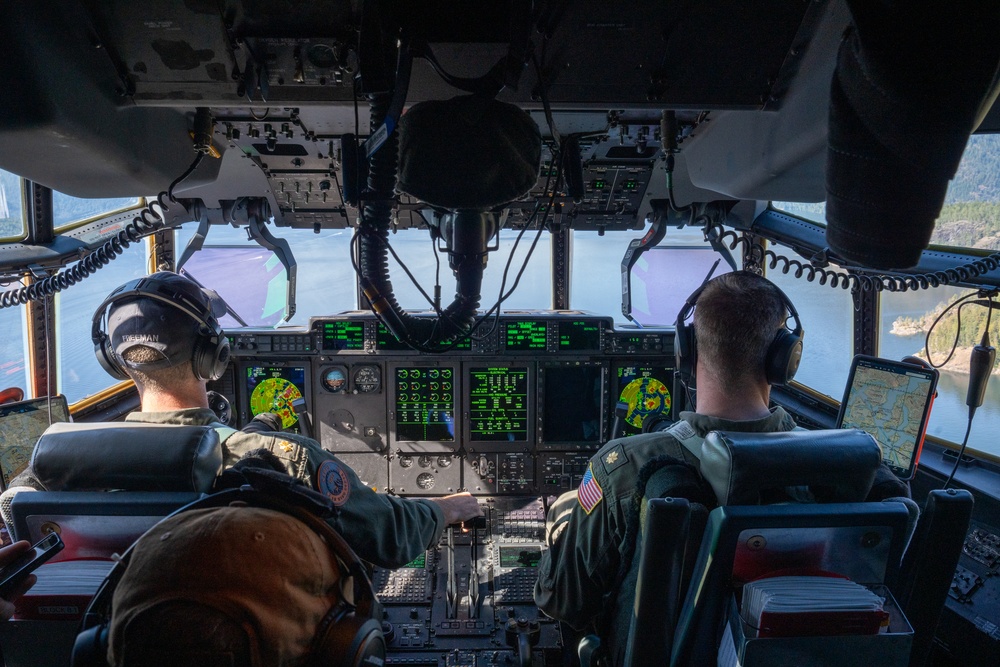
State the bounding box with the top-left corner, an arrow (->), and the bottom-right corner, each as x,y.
416,472 -> 436,490
353,365 -> 381,393
418,455 -> 432,468
437,456 -> 452,468
321,366 -> 348,394
249,377 -> 302,429
399,455 -> 414,468
306,43 -> 338,69
619,377 -> 672,428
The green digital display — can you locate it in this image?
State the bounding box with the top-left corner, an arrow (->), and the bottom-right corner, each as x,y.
403,553 -> 427,568
469,366 -> 529,442
504,321 -> 547,351
558,320 -> 601,351
499,546 -> 541,568
321,320 -> 365,351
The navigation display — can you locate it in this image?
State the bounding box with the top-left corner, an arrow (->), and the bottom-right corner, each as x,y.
468,366 -> 529,443
504,321 -> 547,351
245,364 -> 308,432
394,367 -> 456,442
499,545 -> 541,568
615,364 -> 673,435
836,355 -> 939,480
320,320 -> 365,351
0,396 -> 71,487
558,320 -> 602,351
540,363 -> 604,445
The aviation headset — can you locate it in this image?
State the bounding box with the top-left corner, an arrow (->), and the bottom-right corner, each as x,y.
71,485 -> 386,667
675,272 -> 804,386
91,273 -> 230,382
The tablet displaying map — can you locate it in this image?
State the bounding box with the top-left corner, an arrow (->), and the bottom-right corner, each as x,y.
836,356 -> 938,480
0,396 -> 70,488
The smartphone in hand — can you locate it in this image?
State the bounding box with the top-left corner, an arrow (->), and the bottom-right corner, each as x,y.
0,533 -> 64,598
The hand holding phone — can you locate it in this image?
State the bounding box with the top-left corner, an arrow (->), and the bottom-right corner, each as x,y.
0,533 -> 64,609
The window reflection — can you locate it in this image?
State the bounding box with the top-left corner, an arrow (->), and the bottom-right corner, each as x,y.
175,223 -> 357,328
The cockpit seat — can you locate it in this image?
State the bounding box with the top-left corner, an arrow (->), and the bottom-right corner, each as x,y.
598,428 -> 920,667
0,422 -> 222,667
7,421 -> 222,559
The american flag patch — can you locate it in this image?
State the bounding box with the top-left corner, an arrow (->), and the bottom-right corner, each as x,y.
577,463 -> 604,514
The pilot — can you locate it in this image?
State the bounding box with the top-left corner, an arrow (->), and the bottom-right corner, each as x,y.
13,271 -> 481,569
533,271 -> 908,660
0,540 -> 37,620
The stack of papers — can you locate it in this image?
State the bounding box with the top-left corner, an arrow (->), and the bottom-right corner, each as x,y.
13,559 -> 116,620
741,575 -> 889,637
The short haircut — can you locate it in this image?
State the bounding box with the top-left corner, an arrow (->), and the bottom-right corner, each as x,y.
121,345 -> 197,391
693,271 -> 788,387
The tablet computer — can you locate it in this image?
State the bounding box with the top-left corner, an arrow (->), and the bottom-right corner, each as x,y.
836,355 -> 938,480
0,396 -> 71,489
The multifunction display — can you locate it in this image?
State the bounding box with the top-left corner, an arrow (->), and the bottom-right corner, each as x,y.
469,366 -> 529,442
504,321 -> 547,351
558,320 -> 602,351
320,320 -> 365,351
394,367 -> 456,442
246,364 -> 308,432
615,364 -> 673,435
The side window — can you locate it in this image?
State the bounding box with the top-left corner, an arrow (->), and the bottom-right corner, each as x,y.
767,269 -> 854,400
878,133 -> 1000,459
56,242 -> 149,403
52,192 -> 141,231
0,286 -> 29,396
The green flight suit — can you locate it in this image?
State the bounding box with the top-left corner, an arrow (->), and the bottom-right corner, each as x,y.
125,409 -> 446,569
533,408 -> 797,632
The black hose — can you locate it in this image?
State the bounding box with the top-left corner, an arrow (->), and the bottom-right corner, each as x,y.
357,93 -> 484,348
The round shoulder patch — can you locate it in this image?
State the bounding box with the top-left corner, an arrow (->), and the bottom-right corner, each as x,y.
317,459 -> 351,506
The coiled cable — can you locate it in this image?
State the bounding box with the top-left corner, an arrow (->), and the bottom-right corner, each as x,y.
0,151 -> 204,309
705,218 -> 1000,294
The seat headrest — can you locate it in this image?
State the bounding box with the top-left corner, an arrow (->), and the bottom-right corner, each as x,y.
31,422 -> 223,492
700,429 -> 882,506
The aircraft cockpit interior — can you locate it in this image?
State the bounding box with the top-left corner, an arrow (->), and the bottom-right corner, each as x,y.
1,1 -> 1000,665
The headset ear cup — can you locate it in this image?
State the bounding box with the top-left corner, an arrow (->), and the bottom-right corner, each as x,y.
311,612 -> 386,667
71,623 -> 109,667
94,334 -> 129,381
765,329 -> 803,386
191,328 -> 230,382
674,319 -> 696,384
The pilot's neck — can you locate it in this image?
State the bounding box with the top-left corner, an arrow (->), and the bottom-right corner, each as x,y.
693,367 -> 772,421
138,383 -> 210,413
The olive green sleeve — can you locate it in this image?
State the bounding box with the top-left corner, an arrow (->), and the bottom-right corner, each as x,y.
534,486 -> 622,631
225,430 -> 445,569
326,468 -> 446,569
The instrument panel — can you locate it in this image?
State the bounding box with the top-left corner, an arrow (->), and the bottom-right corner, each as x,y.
213,313 -> 674,497
205,313 -> 677,665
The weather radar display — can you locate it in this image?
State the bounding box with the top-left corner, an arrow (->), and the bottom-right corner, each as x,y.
617,366 -> 672,433
247,365 -> 307,429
